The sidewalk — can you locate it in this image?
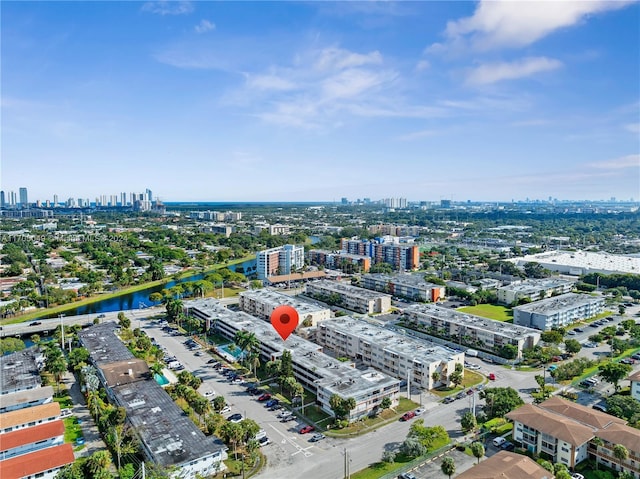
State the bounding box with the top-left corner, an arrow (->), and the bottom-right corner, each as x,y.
63,371 -> 109,459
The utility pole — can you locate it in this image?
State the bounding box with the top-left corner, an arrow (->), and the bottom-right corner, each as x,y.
407,368 -> 412,399
59,314 -> 65,351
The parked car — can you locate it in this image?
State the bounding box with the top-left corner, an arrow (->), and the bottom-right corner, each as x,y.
309,433 -> 325,442
258,436 -> 271,446
265,399 -> 279,408
269,404 -> 282,411
29,321 -> 42,326
398,473 -> 417,479
299,425 -> 315,434
281,415 -> 296,422
574,327 -> 584,333
443,396 -> 455,404
571,473 -> 585,479
60,408 -> 73,418
227,413 -> 243,423
258,393 -> 272,402
493,437 -> 507,447
487,373 -> 496,380
414,408 -> 425,416
219,406 -> 231,414
456,392 -> 466,400
621,358 -> 636,365
500,441 -> 515,451
401,411 -> 416,421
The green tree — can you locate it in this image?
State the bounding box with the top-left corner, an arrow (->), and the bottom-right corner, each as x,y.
85,450 -> 112,476
613,444 -> 629,473
450,370 -> 463,388
44,344 -> 67,394
599,362 -> 633,392
470,441 -> 484,464
540,330 -> 564,344
67,347 -> 90,372
479,387 -> 524,420
212,395 -> 226,412
219,421 -> 244,459
460,411 -> 477,433
381,397 -> 392,411
400,437 -> 426,458
239,418 -> 261,444
564,339 -> 582,354
0,337 -> 26,354
441,456 -> 456,479
117,312 -> 131,329
329,394 -> 356,421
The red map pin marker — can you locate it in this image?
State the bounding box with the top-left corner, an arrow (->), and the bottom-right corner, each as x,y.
270,305 -> 299,341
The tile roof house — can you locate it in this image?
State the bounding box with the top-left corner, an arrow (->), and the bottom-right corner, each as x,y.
456,451 -> 554,479
0,443 -> 75,479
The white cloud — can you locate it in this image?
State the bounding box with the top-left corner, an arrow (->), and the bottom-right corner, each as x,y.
437,0 -> 636,51
415,60 -> 430,72
141,1 -> 193,16
314,47 -> 382,71
195,19 -> 215,34
396,129 -> 440,141
589,154 -> 640,169
466,57 -> 562,85
245,73 -> 297,91
321,68 -> 395,100
625,123 -> 640,134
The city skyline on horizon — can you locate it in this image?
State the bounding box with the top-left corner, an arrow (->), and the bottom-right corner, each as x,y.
2,1 -> 639,202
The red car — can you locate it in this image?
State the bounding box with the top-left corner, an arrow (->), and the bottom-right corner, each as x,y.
487,373 -> 496,380
299,425 -> 315,434
258,393 -> 272,402
401,411 -> 416,421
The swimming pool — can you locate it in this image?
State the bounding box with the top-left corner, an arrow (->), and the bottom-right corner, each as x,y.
218,343 -> 246,361
154,373 -> 170,386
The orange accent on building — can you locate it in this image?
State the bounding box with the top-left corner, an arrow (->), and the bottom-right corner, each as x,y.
0,443 -> 74,479
0,402 -> 61,430
0,420 -> 64,451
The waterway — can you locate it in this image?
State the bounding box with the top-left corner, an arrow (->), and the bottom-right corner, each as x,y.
38,258 -> 256,319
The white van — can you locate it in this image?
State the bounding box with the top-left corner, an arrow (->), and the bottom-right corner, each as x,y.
493,437 -> 507,447
168,361 -> 182,370
255,429 -> 267,440
466,349 -> 479,357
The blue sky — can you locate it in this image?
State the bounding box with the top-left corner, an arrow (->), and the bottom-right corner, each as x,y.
2,1 -> 639,202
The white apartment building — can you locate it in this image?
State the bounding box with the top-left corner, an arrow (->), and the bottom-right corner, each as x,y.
629,370 -> 640,402
497,278 -> 576,305
403,304 -> 540,359
239,289 -> 330,327
256,244 -> 304,280
512,293 -> 605,330
316,318 -> 464,390
362,273 -> 445,302
187,298 -> 400,420
305,280 -> 392,314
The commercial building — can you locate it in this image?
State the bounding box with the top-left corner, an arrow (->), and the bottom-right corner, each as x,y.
497,278 -> 576,305
507,397 -> 640,475
0,349 -> 74,479
511,250 -> 640,275
455,451 -> 553,479
362,273 -> 445,302
307,249 -> 371,273
256,244 -> 304,280
239,289 -> 331,327
403,304 -> 540,359
187,298 -> 400,420
316,318 -> 464,390
305,280 -> 391,314
78,323 -> 227,478
512,293 -> 605,330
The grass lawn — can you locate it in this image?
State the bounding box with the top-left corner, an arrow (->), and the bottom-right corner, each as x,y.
302,405 -> 333,425
54,393 -> 74,409
458,304 -> 513,322
350,452 -> 415,479
430,370 -> 485,398
63,416 -> 83,444
328,398 -> 419,436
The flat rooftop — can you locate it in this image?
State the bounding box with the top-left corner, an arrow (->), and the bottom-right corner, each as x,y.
405,304 -> 540,340
307,280 -> 391,300
78,322 -> 134,365
364,273 -> 441,289
112,379 -> 226,468
240,289 -> 330,314
309,249 -> 370,260
512,250 -> 640,275
187,299 -> 399,398
0,386 -> 54,412
0,347 -> 44,395
320,317 -> 461,364
499,278 -> 575,294
513,293 -> 603,314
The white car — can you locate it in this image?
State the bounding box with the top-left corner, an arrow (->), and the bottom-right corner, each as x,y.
493,437 -> 507,447
204,390 -> 215,398
219,406 -> 231,414
414,408 -> 425,416
571,474 -> 584,479
60,408 -> 73,418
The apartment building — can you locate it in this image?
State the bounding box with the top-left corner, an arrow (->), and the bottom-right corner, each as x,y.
340,239 -> 420,271
507,397 -> 640,476
0,349 -> 74,479
403,304 -> 540,359
455,451 -> 553,479
256,244 -> 304,280
316,318 -> 464,390
239,289 -> 330,327
629,370 -> 640,402
187,298 -> 400,420
512,293 -> 605,330
362,273 -> 445,302
307,249 -> 371,273
305,280 -> 391,314
78,323 -> 228,479
497,278 -> 576,305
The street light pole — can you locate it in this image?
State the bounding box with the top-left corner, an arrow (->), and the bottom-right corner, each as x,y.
59,314 -> 65,351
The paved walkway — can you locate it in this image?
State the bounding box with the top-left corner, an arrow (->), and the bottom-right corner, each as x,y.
63,371 -> 109,459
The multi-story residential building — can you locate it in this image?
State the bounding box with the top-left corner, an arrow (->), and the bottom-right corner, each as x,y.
256,244 -> 304,280
497,278 -> 576,305
629,370 -> 640,402
78,323 -> 228,479
507,397 -> 640,475
307,250 -> 371,273
198,223 -> 234,237
0,349 -> 74,479
512,293 -> 605,330
455,451 -> 553,479
340,239 -> 420,271
187,299 -> 400,420
305,280 -> 391,314
239,289 -> 330,327
18,188 -> 28,209
362,273 -> 445,302
403,304 -> 540,359
316,318 -> 464,390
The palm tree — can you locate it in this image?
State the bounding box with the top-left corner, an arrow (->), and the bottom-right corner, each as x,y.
590,436 -> 603,470
86,450 -> 112,476
470,441 -> 484,464
193,282 -> 205,298
613,444 -> 629,474
441,456 -> 455,479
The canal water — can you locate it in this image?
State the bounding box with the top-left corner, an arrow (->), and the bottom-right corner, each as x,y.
37,258 -> 256,319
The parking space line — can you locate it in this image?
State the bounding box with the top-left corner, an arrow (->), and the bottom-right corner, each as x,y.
268,424 -> 314,457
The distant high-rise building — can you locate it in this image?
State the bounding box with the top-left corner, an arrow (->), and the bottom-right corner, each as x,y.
121,192 -> 127,206
19,187 -> 28,208
0,191 -> 5,209
440,199 -> 451,208
146,188 -> 153,201
341,197 -> 348,205
9,191 -> 17,206
109,195 -> 117,207
53,194 -> 59,207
